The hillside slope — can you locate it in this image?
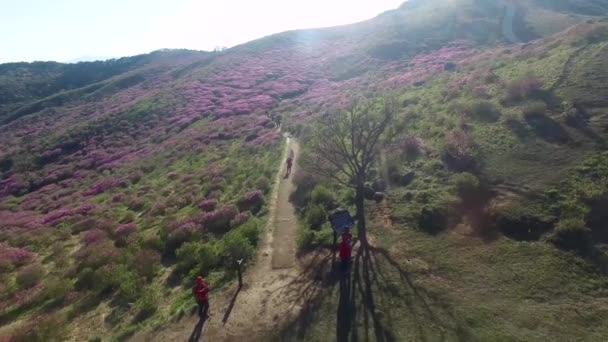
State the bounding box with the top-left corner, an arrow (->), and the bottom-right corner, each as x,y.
1,0 -> 607,340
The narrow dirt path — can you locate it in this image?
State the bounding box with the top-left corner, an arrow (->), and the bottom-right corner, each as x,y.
272,141 -> 299,269
133,137 -> 305,342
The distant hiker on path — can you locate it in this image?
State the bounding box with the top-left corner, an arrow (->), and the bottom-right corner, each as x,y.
193,276 -> 210,318
286,149 -> 295,177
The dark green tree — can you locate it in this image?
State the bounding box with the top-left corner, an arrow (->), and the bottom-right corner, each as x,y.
305,97 -> 397,246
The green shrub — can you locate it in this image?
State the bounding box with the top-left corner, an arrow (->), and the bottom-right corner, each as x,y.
134,286 -> 159,321
297,228 -> 315,251
453,172 -> 481,197
494,203 -> 554,241
522,101 -> 547,117
75,267 -> 96,291
237,218 -> 261,246
93,265 -> 121,293
132,249 -> 161,280
114,265 -> 139,302
462,100 -> 500,122
42,276 -> 73,303
176,241 -> 204,275
306,205 -> 327,230
141,233 -> 163,252
255,176 -> 272,194
298,226 -> 334,250
175,241 -> 220,277
219,231 -> 254,265
16,264 -> 44,289
119,211 -> 136,224
418,205 -> 449,235
198,243 -> 219,273
311,185 -> 335,209
11,313 -> 68,342
550,218 -> 591,251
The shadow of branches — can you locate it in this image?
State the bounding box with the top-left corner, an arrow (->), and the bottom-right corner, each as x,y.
273,240 -> 473,341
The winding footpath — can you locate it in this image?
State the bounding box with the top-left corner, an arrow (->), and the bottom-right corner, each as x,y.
133,137 -> 304,342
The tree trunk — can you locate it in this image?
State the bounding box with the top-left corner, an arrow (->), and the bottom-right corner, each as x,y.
355,182 -> 367,247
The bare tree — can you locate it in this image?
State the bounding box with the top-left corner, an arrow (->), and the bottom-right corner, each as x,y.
305,97 -> 397,246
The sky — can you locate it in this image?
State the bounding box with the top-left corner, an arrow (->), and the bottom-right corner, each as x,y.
0,0 -> 405,63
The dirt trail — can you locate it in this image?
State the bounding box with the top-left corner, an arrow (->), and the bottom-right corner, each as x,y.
133,137 -> 305,342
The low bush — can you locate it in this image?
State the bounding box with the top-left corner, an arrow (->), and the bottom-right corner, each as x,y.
522,101 -> 547,117
231,211 -> 251,227
237,190 -> 264,214
114,264 -> 140,303
219,231 -> 254,266
504,78 -> 544,102
298,225 -> 334,250
76,240 -> 120,270
202,205 -> 239,233
42,276 -> 73,303
442,130 -> 476,171
198,243 -> 220,273
16,264 -> 44,289
310,185 -> 335,209
549,218 -> 591,251
255,176 -> 272,194
453,172 -> 481,197
306,205 -> 327,230
10,313 -> 68,342
494,204 -> 554,241
198,199 -> 217,212
132,249 -> 161,280
134,286 -> 159,321
461,100 -> 500,122
176,241 -> 204,276
237,218 -> 261,246
418,205 -> 449,235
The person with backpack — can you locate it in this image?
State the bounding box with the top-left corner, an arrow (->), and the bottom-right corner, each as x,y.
286,149 -> 295,177
339,238 -> 351,272
193,276 -> 210,318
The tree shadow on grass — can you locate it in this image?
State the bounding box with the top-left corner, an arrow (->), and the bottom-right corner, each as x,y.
222,284 -> 242,325
367,245 -> 473,341
524,112 -> 571,144
188,315 -> 209,342
270,248 -> 340,341
276,241 -> 471,341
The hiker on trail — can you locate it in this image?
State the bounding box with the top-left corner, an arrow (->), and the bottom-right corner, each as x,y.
339,238 -> 351,272
193,276 -> 210,318
342,229 -> 352,246
286,149 -> 295,177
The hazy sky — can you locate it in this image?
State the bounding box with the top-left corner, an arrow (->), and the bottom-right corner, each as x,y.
0,0 -> 405,63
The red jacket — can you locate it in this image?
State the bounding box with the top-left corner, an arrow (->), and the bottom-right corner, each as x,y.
193,278 -> 209,303
339,241 -> 351,261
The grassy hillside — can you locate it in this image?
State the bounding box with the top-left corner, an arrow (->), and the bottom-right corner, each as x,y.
0,0 -> 607,340
284,18 -> 608,341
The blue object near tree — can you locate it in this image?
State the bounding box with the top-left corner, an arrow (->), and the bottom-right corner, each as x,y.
328,210 -> 355,234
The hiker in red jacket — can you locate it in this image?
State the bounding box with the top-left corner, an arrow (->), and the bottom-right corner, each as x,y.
193,276 -> 210,318
342,230 -> 352,245
339,239 -> 351,272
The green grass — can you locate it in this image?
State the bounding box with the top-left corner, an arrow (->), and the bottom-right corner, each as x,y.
275,217 -> 608,341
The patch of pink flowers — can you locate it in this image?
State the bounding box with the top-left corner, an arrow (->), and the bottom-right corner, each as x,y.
115,223 -> 137,237
198,199 -> 217,212
81,229 -> 107,246
82,177 -> 128,196
0,244 -> 33,266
